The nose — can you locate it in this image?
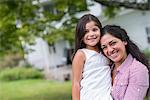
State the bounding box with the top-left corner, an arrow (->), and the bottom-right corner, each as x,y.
107,46 -> 114,54
89,31 -> 95,36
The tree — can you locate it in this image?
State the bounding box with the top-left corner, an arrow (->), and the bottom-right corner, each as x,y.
0,0 -> 40,57
0,0 -> 87,57
0,0 -> 150,57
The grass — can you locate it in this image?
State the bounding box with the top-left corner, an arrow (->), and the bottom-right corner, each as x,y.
0,79 -> 149,100
0,79 -> 72,100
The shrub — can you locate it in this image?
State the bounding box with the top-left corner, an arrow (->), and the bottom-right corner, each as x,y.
0,67 -> 44,81
0,53 -> 23,70
143,48 -> 150,62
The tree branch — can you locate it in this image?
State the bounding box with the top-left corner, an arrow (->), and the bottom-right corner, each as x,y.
94,0 -> 150,10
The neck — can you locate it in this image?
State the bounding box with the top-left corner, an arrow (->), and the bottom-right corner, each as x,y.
114,53 -> 128,69
114,63 -> 121,70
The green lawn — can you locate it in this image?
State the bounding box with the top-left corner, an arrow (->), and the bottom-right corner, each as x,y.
0,79 -> 72,100
0,79 -> 149,100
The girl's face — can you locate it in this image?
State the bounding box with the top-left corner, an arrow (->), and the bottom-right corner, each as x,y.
100,33 -> 127,66
83,21 -> 101,50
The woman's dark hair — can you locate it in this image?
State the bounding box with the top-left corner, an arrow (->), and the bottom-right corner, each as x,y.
101,25 -> 149,66
72,14 -> 102,59
101,25 -> 150,95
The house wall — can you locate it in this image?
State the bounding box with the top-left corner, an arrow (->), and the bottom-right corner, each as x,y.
25,38 -> 47,69
101,10 -> 150,50
51,39 -> 70,66
26,38 -> 69,69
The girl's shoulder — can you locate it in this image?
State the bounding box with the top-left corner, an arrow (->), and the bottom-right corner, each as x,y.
73,49 -> 85,61
80,48 -> 99,54
73,49 -> 95,62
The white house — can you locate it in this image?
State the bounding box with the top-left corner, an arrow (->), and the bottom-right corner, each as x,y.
25,38 -> 71,68
25,38 -> 72,80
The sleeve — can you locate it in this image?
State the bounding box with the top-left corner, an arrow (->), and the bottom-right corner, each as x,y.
124,62 -> 149,100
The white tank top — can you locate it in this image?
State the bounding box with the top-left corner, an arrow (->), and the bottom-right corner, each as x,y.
80,49 -> 112,100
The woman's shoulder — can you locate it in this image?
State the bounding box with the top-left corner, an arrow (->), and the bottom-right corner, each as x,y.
131,59 -> 148,70
129,58 -> 149,85
129,58 -> 149,76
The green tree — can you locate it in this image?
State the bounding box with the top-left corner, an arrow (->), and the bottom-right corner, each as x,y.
0,0 -> 150,57
0,0 -> 87,57
0,0 -> 39,57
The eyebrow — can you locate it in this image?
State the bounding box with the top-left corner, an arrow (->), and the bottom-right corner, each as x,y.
101,40 -> 115,47
85,26 -> 99,30
109,40 -> 115,44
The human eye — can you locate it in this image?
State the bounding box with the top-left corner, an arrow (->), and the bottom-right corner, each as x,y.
101,45 -> 107,50
92,28 -> 98,32
85,29 -> 89,33
110,41 -> 117,46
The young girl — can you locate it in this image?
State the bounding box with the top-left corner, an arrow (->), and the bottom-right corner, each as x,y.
72,14 -> 112,100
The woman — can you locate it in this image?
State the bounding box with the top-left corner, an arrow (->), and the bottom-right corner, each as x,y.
100,25 -> 149,100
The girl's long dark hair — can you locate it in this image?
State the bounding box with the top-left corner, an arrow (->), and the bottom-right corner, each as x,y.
101,25 -> 150,95
72,14 -> 102,59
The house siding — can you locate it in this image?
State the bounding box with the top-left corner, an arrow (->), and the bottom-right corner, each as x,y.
101,10 -> 150,49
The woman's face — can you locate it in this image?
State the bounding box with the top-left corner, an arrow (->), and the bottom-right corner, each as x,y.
83,21 -> 101,50
100,33 -> 128,66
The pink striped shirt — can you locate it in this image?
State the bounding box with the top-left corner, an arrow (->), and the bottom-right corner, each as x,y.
111,54 -> 149,100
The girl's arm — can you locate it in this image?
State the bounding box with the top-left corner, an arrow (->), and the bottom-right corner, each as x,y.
72,50 -> 85,100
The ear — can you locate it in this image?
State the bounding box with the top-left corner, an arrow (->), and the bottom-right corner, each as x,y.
81,38 -> 85,44
123,41 -> 127,45
81,38 -> 84,42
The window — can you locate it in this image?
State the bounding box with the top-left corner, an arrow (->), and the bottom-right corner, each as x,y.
64,48 -> 74,65
146,27 -> 150,43
49,43 -> 56,53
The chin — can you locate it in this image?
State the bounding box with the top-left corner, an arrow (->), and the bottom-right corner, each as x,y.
110,58 -> 121,63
